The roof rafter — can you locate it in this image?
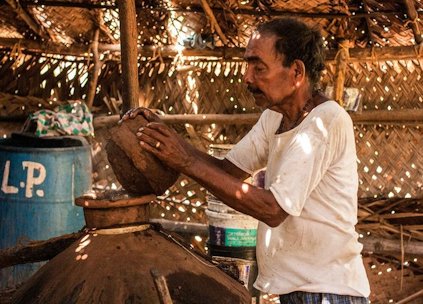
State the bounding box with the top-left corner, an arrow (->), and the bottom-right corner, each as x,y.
19,0 -> 423,20
5,0 -> 57,42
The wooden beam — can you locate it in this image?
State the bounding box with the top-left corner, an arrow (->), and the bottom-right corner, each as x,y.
1,38 -> 423,62
403,0 -> 423,44
360,236 -> 423,256
199,0 -> 228,45
117,0 -> 140,113
0,232 -> 82,268
19,1 -> 423,20
93,109 -> 423,129
350,109 -> 423,122
5,0 -> 55,42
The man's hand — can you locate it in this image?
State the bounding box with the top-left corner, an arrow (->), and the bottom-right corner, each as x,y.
119,107 -> 162,124
118,107 -> 196,173
137,122 -> 197,173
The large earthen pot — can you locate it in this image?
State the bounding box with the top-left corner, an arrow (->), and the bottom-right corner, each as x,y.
12,194 -> 251,304
106,116 -> 179,196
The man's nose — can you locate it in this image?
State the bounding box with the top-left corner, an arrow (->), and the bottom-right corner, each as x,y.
243,65 -> 253,84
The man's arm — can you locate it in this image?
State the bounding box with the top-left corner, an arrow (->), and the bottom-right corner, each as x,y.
183,155 -> 288,227
121,107 -> 288,227
191,149 -> 250,181
137,120 -> 287,227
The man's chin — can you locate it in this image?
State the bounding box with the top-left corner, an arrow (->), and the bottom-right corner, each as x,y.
253,96 -> 268,108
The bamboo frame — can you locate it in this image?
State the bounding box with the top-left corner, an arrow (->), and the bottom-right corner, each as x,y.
93,109 -> 423,129
1,38 -> 423,62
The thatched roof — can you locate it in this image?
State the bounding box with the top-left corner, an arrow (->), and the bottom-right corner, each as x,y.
0,1 -> 422,55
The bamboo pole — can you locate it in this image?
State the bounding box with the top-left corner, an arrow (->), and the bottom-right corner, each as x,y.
117,0 -> 140,113
93,109 -> 423,129
1,38 -> 423,62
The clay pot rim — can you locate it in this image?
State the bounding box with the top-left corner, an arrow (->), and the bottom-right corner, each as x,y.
75,194 -> 157,209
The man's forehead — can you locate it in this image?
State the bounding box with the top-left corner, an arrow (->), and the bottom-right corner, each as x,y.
244,33 -> 279,59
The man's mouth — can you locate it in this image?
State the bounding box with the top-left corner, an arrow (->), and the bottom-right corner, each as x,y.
247,86 -> 262,95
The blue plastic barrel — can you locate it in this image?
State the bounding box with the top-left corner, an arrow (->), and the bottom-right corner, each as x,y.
0,133 -> 92,288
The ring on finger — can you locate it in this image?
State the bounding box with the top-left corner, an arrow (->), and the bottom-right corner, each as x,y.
155,141 -> 161,149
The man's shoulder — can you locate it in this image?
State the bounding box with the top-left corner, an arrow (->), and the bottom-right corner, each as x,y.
312,100 -> 351,122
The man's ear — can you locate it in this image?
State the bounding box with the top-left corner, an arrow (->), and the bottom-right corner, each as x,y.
293,59 -> 306,80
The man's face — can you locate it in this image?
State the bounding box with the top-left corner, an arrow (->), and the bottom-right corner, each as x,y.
243,33 -> 296,111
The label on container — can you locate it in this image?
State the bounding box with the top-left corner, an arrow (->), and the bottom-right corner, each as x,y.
209,225 -> 257,247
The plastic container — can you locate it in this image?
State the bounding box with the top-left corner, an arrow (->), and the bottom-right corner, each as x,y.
206,195 -> 258,260
0,134 -> 92,288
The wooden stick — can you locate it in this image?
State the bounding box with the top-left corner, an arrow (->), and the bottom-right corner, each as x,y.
333,40 -> 350,106
361,0 -> 374,47
199,0 -> 228,45
378,212 -> 423,220
1,38 -> 423,62
117,0 -> 140,113
0,232 -> 83,268
150,268 -> 173,304
403,0 -> 423,44
85,28 -> 102,109
396,289 -> 423,304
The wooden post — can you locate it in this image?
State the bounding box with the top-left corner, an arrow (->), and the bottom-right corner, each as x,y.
117,0 -> 140,114
85,28 -> 102,109
333,40 -> 350,106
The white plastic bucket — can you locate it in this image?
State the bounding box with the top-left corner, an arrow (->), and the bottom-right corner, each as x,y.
206,208 -> 258,248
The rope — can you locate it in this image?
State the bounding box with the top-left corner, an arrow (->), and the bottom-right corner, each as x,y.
90,224 -> 151,235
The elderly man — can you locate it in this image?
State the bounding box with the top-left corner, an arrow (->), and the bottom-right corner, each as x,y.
124,18 -> 370,304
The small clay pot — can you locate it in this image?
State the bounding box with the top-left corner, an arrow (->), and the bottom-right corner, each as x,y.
106,115 -> 179,196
